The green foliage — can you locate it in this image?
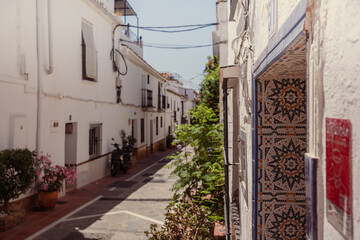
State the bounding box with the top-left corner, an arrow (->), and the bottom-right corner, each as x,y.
169,104 -> 225,221
200,56 -> 220,114
0,149 -> 40,214
120,129 -> 137,147
166,134 -> 175,148
147,56 -> 224,237
145,198 -> 216,240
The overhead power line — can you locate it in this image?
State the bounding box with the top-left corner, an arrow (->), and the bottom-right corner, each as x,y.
117,23 -> 217,33
120,39 -> 227,49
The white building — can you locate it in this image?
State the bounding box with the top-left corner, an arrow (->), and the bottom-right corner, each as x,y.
162,73 -> 198,126
215,0 -> 360,239
0,0 -> 190,202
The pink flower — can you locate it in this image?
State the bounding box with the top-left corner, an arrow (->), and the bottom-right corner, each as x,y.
41,183 -> 48,191
36,171 -> 41,176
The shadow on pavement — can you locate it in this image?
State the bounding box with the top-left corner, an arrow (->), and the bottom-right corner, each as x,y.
33,149 -> 179,240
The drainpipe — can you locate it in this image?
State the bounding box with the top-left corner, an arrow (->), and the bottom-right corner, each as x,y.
46,0 -> 53,74
222,79 -> 231,240
35,0 -> 43,153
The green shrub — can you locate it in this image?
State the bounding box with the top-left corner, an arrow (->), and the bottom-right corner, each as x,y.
169,104 -> 225,221
145,198 -> 215,240
0,149 -> 39,214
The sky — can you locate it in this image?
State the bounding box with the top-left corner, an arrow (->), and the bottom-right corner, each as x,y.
126,0 -> 217,90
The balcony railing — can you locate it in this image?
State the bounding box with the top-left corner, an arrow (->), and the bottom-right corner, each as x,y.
142,89 -> 153,108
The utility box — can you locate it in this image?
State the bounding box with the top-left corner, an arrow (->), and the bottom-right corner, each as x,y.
10,115 -> 29,149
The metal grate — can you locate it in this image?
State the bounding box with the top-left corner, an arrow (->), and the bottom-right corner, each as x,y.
107,180 -> 137,188
142,178 -> 166,183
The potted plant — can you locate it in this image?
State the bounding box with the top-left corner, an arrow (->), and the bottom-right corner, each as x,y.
36,154 -> 76,210
120,130 -> 137,149
0,149 -> 39,231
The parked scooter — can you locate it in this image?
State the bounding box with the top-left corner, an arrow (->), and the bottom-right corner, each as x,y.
110,138 -> 132,176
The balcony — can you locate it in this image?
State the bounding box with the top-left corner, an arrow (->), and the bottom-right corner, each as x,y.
142,89 -> 153,108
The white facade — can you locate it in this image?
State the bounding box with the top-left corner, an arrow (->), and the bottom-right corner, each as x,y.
0,0 -> 193,201
216,0 -> 360,239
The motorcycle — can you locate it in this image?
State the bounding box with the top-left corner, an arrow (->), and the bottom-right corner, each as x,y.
110,139 -> 132,176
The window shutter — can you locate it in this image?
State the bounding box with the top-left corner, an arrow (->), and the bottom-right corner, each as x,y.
82,21 -> 97,80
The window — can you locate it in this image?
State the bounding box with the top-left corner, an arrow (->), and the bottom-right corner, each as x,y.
141,118 -> 145,143
147,75 -> 150,84
142,89 -> 153,107
89,124 -> 101,158
160,116 -> 163,128
156,117 -> 159,135
162,95 -> 166,109
158,83 -> 161,111
81,20 -> 97,81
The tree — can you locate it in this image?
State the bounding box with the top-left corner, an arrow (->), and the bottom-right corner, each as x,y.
146,57 -> 223,239
200,56 -> 220,115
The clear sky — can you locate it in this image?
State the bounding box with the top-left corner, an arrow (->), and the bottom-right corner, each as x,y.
126,0 -> 217,90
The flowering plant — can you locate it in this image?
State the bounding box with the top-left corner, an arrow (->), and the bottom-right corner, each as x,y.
36,155 -> 77,192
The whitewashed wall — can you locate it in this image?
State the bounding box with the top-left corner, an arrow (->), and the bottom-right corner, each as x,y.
220,0 -> 360,239
0,0 -> 38,151
0,0 -> 176,200
307,0 -> 360,239
218,0 -> 304,239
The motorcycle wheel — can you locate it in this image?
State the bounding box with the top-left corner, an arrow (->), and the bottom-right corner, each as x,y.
123,157 -> 131,173
111,161 -> 118,177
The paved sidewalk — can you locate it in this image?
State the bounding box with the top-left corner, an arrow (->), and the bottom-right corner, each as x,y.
0,149 -> 177,240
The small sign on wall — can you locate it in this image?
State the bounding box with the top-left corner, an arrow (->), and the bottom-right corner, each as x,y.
326,118 -> 352,239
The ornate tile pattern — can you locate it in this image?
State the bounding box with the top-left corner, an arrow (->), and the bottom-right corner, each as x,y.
256,36 -> 307,240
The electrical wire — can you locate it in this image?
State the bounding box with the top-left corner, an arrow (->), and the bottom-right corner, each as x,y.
120,38 -> 226,49
142,43 -> 215,49
116,23 -> 217,33
138,25 -> 211,33
133,23 -> 217,29
111,48 -> 128,75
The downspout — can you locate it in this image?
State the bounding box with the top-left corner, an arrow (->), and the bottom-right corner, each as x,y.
46,0 -> 53,74
222,79 -> 231,240
35,0 -> 43,152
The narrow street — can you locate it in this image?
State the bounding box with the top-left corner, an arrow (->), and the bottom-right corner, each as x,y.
26,150 -> 177,240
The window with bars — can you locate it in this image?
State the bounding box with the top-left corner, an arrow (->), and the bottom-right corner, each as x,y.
89,124 -> 101,158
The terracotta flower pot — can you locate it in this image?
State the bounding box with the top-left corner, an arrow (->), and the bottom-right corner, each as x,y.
38,191 -> 58,210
